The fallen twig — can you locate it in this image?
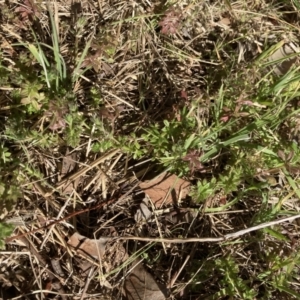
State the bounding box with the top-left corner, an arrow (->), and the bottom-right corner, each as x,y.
112,213 -> 300,243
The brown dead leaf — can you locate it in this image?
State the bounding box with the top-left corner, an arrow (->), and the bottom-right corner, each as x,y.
67,232 -> 107,260
44,100 -> 69,131
123,260 -> 168,300
15,0 -> 41,21
60,150 -> 77,178
68,232 -> 168,299
139,172 -> 190,208
182,149 -> 206,174
218,17 -> 231,26
158,9 -> 182,35
81,50 -> 102,72
58,149 -> 78,194
68,233 -> 111,288
98,107 -> 116,121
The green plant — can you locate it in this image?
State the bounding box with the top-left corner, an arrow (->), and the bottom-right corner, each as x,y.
214,256 -> 257,299
255,242 -> 300,299
0,223 -> 14,249
0,143 -> 21,247
141,108 -> 202,174
191,178 -> 217,203
118,133 -> 147,159
64,106 -> 86,147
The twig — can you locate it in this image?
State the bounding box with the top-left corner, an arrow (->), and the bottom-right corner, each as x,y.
105,90 -> 139,110
18,234 -> 67,299
113,214 -> 300,243
80,266 -> 96,300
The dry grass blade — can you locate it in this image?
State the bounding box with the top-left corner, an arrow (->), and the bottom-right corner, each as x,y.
55,149 -> 119,191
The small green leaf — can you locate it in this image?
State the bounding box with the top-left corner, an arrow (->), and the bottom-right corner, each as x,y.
184,133 -> 196,150
263,228 -> 288,241
0,223 -> 14,249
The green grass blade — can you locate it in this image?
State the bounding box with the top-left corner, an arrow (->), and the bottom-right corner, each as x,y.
27,43 -> 50,88
283,169 -> 300,199
256,40 -> 285,62
47,3 -> 66,89
73,38 -> 92,82
27,44 -> 42,64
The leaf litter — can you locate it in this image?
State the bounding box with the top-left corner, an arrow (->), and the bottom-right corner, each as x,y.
2,0 -> 300,299
139,172 -> 191,208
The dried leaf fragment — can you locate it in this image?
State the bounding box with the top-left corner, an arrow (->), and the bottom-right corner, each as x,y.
44,100 -> 68,131
158,9 -> 182,35
182,150 -> 206,174
15,0 -> 41,21
67,232 -> 107,260
134,197 -> 152,223
139,172 -> 190,208
58,150 -> 78,194
60,150 -> 77,178
124,260 -> 168,300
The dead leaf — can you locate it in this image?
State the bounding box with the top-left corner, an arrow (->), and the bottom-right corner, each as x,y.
180,90 -> 188,100
123,260 -> 168,300
57,150 -> 78,194
134,197 -> 152,223
60,150 -> 77,178
182,150 -> 206,174
98,107 -> 116,121
218,17 -> 231,27
139,172 -> 190,208
67,232 -> 107,260
15,0 -> 41,21
68,233 -> 168,299
81,50 -> 102,72
158,9 -> 182,35
45,101 -> 68,131
73,235 -> 126,289
68,234 -> 112,289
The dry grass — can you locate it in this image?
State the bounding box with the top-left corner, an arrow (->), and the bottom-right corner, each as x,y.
1,0 -> 300,299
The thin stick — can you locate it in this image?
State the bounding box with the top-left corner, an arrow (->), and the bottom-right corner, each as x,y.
7,207 -> 300,244
105,90 -> 139,110
80,266 -> 96,300
40,192 -> 73,249
113,213 -> 300,243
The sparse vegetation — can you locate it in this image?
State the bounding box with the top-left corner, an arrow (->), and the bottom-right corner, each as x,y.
1,0 -> 300,299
